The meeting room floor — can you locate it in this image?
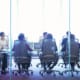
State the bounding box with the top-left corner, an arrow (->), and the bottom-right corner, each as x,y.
0,57 -> 80,80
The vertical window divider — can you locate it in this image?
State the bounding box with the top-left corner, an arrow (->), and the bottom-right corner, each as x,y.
9,0 -> 12,79
68,0 -> 71,70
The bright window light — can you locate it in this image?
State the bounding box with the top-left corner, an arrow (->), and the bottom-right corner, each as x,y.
0,0 -> 80,51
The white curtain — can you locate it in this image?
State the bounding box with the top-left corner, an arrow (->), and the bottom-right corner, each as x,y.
0,0 -> 80,50
0,0 -> 10,35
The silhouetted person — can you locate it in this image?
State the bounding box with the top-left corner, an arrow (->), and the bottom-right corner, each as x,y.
39,32 -> 48,48
0,32 -> 9,74
61,31 -> 71,52
12,33 -> 32,73
40,33 -> 58,71
62,34 -> 80,70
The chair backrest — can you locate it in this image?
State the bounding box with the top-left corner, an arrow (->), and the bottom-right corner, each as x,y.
42,39 -> 57,55
66,40 -> 79,57
63,40 -> 79,63
13,40 -> 30,57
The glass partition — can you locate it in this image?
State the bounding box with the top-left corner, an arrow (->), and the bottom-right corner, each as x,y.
11,0 -> 70,51
0,0 -> 10,35
11,0 -> 71,76
0,0 -> 80,79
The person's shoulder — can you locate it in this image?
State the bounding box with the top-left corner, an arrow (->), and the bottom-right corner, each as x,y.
63,37 -> 67,40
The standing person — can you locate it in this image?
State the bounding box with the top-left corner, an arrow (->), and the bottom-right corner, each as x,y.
0,32 -> 9,74
12,33 -> 32,73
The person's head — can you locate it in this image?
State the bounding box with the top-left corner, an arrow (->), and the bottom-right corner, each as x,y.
47,33 -> 53,39
66,31 -> 71,36
43,32 -> 48,39
18,33 -> 25,41
0,32 -> 5,40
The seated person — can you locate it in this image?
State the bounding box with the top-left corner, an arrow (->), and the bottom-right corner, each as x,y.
39,32 -> 48,47
62,34 -> 80,70
40,33 -> 58,70
0,32 -> 9,74
61,31 -> 71,52
0,32 -> 9,50
12,33 -> 32,73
